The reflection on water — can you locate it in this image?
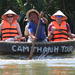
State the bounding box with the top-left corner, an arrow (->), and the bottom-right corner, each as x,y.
48,67 -> 75,75
0,65 -> 18,75
0,50 -> 75,75
0,53 -> 74,59
0,59 -> 75,75
0,50 -> 75,59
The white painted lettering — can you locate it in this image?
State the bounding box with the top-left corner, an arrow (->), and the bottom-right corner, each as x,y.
12,45 -> 17,52
37,47 -> 42,53
48,47 -> 54,53
43,47 -> 48,53
54,46 -> 59,53
23,46 -> 29,52
17,46 -> 22,52
69,46 -> 73,52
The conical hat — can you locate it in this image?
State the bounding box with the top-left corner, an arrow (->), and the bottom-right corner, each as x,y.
2,10 -> 19,20
51,10 -> 67,20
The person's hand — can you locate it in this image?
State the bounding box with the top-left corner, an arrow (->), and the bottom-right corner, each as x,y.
39,11 -> 44,18
32,36 -> 37,41
71,34 -> 75,37
15,36 -> 21,39
51,26 -> 56,32
70,33 -> 75,39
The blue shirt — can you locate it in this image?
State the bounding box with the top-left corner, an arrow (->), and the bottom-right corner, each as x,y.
27,20 -> 46,40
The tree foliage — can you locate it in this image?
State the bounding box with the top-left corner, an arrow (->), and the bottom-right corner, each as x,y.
0,0 -> 75,33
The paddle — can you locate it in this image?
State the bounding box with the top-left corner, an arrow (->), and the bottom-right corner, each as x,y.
28,12 -> 43,59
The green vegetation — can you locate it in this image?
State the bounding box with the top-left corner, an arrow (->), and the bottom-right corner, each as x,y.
0,0 -> 75,33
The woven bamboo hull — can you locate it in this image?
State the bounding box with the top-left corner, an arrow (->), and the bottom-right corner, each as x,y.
0,40 -> 75,56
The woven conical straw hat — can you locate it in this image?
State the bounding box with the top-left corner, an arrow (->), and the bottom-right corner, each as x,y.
2,9 -> 19,20
51,10 -> 67,20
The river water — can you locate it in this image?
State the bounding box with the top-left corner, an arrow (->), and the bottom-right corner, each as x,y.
0,52 -> 75,75
0,59 -> 75,75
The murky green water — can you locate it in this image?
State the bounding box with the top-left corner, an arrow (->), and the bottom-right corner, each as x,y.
0,59 -> 75,75
0,51 -> 75,75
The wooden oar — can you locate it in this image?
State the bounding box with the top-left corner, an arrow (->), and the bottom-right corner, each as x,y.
28,13 -> 42,59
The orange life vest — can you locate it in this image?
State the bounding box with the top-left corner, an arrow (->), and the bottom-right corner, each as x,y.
1,20 -> 19,40
49,21 -> 69,41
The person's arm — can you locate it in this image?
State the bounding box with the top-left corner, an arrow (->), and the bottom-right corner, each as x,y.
24,25 -> 29,37
28,22 -> 36,40
48,22 -> 54,40
0,20 -> 4,32
0,26 -> 1,41
41,17 -> 48,24
29,31 -> 36,40
0,21 -> 3,40
67,23 -> 71,33
40,11 -> 48,24
0,23 -> 2,33
66,23 -> 75,39
16,23 -> 22,38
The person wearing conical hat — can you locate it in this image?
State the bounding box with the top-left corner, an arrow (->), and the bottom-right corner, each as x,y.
26,9 -> 48,42
0,10 -> 22,41
50,10 -> 67,20
48,10 -> 74,41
